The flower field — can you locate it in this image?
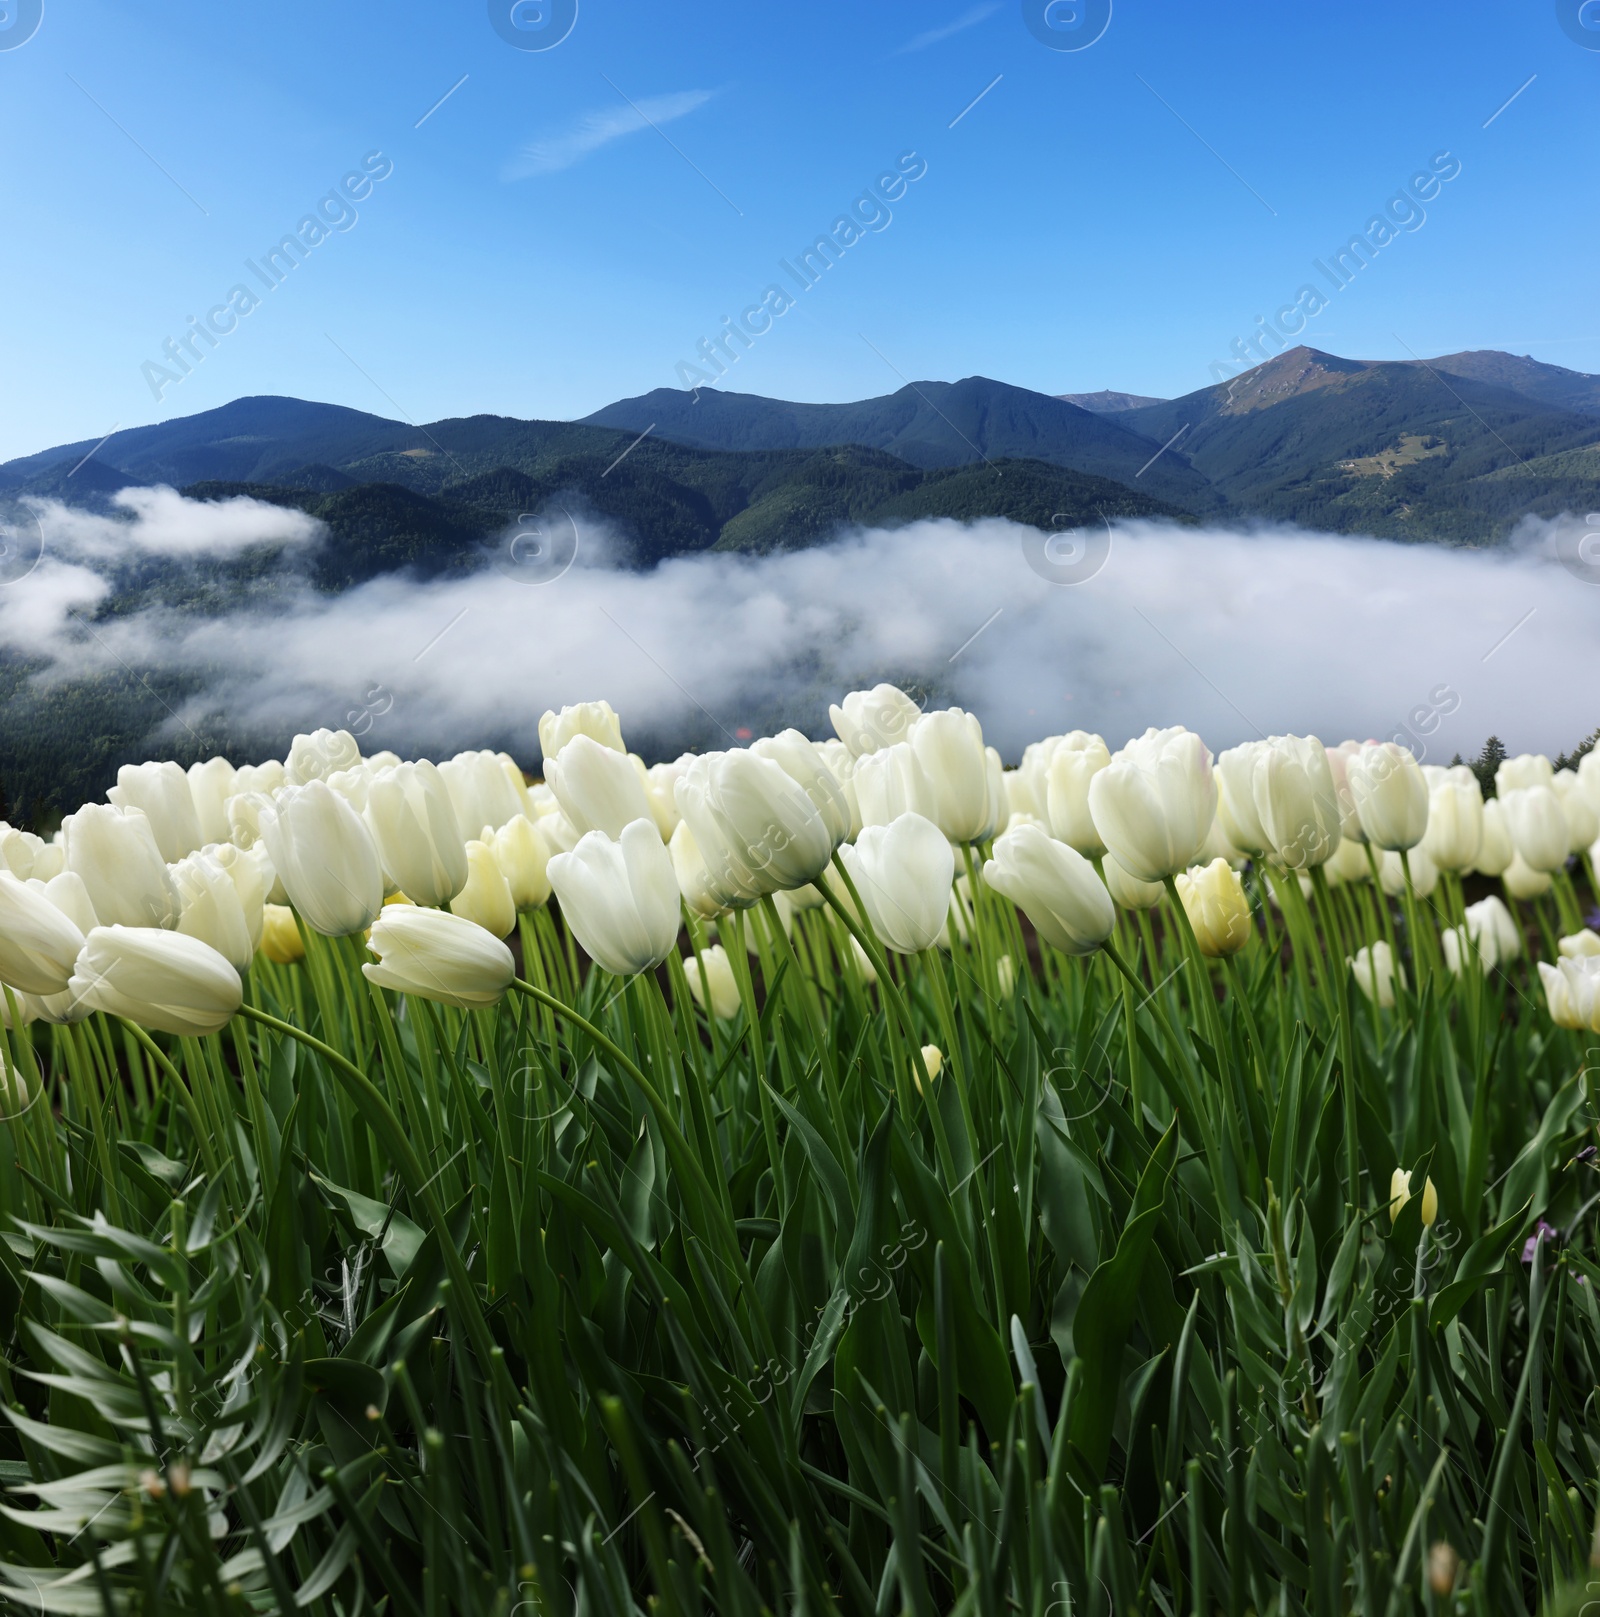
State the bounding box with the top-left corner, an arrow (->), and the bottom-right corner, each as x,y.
0,690 -> 1599,1614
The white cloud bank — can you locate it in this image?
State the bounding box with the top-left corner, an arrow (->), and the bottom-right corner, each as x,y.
6,489 -> 1600,772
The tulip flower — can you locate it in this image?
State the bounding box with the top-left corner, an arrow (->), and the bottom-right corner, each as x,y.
1466,894 -> 1521,962
1175,858 -> 1252,957
669,820 -> 729,919
913,1044 -> 943,1094
1323,835 -> 1371,886
1006,762 -> 1042,821
257,781 -> 384,938
187,757 -> 237,846
363,904 -> 514,1009
69,925 -> 242,1037
1379,846 -> 1439,899
0,871 -> 87,996
1472,798 -> 1514,877
107,761 -> 203,864
676,749 -> 839,896
1103,854 -> 1164,911
1345,743 -> 1429,851
233,760 -> 287,798
547,819 -> 681,977
439,749 -> 527,839
1324,741 -> 1366,842
1216,742 -> 1271,857
170,850 -> 258,974
1553,770 -> 1598,854
1579,751 -> 1600,814
854,742 -> 936,829
364,761 -> 469,909
983,747 -> 1007,843
1389,1168 -> 1438,1228
1088,727 -> 1217,883
682,944 -> 741,1020
1350,941 -> 1404,1008
1560,929 -> 1600,959
830,683 -> 922,757
644,756 -> 691,839
1495,752 -> 1553,797
536,810 -> 581,856
326,765 -> 375,813
1251,735 -> 1343,869
838,812 -> 955,954
286,728 -> 362,787
813,741 -> 863,840
1502,852 -> 1553,900
751,730 -> 854,850
850,936 -> 878,984
0,824 -> 44,880
1538,958 -> 1600,1030
543,734 -> 654,841
1442,924 -> 1495,977
1500,786 -> 1569,874
61,804 -> 180,930
1041,733 -> 1112,856
982,824 -> 1114,956
539,700 -> 626,761
449,839 -> 516,939
260,904 -> 305,964
1420,771 -> 1483,873
492,815 -> 551,911
906,710 -> 993,843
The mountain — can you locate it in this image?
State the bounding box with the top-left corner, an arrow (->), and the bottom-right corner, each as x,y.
581,376 -> 1218,511
1117,346 -> 1600,541
1428,351 -> 1600,418
1056,390 -> 1167,413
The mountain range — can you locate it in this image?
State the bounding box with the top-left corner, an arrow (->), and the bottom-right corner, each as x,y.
7,345 -> 1597,571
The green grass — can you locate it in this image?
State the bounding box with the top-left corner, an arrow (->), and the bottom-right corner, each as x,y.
0,855 -> 1595,1615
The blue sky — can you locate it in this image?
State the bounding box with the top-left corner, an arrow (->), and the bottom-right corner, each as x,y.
1,0 -> 1595,460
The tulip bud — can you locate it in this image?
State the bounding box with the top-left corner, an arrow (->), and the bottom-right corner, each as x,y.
1346,743 -> 1429,851
838,812 -> 955,955
1442,923 -> 1495,977
814,741 -> 863,840
234,760 -> 287,798
669,820 -> 728,919
439,749 -> 526,838
1039,735 -> 1110,856
260,903 -> 306,964
751,730 -> 854,850
1175,858 -> 1252,957
547,820 -> 681,977
1088,727 -> 1217,882
1323,835 -> 1371,886
170,850 -> 258,974
909,710 -> 994,843
1473,798 -> 1514,877
1501,786 -> 1569,873
676,749 -> 838,897
61,803 -> 180,930
982,824 -> 1114,956
1427,1543 -> 1458,1599
1389,1167 -> 1438,1227
449,839 -> 516,939
544,735 -> 653,841
1103,853 -> 1164,911
1502,852 -> 1553,900
492,815 -> 551,911
539,700 -> 626,761
187,757 -> 238,847
1495,752 -> 1553,797
996,953 -> 1016,999
854,742 -> 936,829
1252,735 -> 1343,869
914,1044 -> 943,1094
1216,742 -> 1271,858
107,761 -> 203,864
682,944 -> 741,1020
1466,894 -> 1521,962
1324,741 -> 1365,842
1560,929 -> 1600,959
1553,770 -> 1598,854
364,761 -> 469,909
0,871 -> 86,996
286,729 -> 361,787
70,925 -> 242,1037
363,905 -> 514,1009
1378,846 -> 1439,899
1538,957 -> 1600,1029
829,683 -> 921,756
1420,772 -> 1483,873
644,756 -> 691,839
850,936 -> 878,984
30,838 -> 64,882
1350,941 -> 1404,1008
258,781 -> 384,937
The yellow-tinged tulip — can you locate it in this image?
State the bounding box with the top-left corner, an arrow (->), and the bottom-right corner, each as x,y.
260,904 -> 305,964
493,814 -> 551,911
450,839 -> 516,939
682,944 -> 741,1020
1389,1168 -> 1438,1227
539,700 -> 626,761
1175,858 -> 1252,958
914,1044 -> 943,1094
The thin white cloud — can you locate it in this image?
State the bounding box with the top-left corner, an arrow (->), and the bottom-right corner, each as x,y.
35,486 -> 319,563
894,3 -> 1000,54
503,89 -> 715,180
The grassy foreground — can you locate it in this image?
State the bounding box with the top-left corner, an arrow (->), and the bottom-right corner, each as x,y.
0,860 -> 1594,1616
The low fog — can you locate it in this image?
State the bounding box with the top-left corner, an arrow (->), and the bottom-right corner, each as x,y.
6,486 -> 1600,771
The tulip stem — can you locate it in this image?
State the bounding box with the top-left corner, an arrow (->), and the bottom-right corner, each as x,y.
115,1019 -> 224,1184
1160,876 -> 1227,1059
1309,864 -> 1362,1204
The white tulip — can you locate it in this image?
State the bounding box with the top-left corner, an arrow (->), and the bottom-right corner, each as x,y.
547,820 -> 681,976
1496,753 -> 1553,797
69,926 -> 242,1037
364,761 -> 469,908
1324,741 -> 1365,842
1379,846 -> 1438,899
286,729 -> 362,787
439,749 -> 526,838
1043,732 -> 1111,856
1088,726 -> 1217,883
854,742 -> 935,829
1473,798 -> 1515,877
829,683 -> 921,757
544,735 -> 653,840
1252,735 -> 1343,869
909,709 -> 993,843
492,815 -> 551,911
108,761 -> 202,863
1502,853 -> 1552,900
0,825 -> 44,880
170,850 -> 257,974
1216,742 -> 1271,857
1103,854 -> 1164,911
539,700 -> 626,761
1442,924 -> 1495,977
1500,786 -> 1569,874
363,905 -> 514,1008
449,840 -> 516,939
61,804 -> 180,929
814,740 -> 863,840
669,820 -> 728,920
644,756 -> 693,839
982,824 -> 1114,956
751,730 -> 854,850
0,871 -> 86,995
1346,743 -> 1429,851
233,760 -> 287,798
257,781 -> 384,937
1553,770 -> 1599,854
187,758 -> 237,846
683,944 -> 741,1020
1560,929 -> 1600,959
1323,835 -> 1372,886
1421,772 -> 1483,873
838,812 -> 954,954
1467,895 -> 1521,962
1350,941 -> 1404,1009
206,843 -> 268,954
